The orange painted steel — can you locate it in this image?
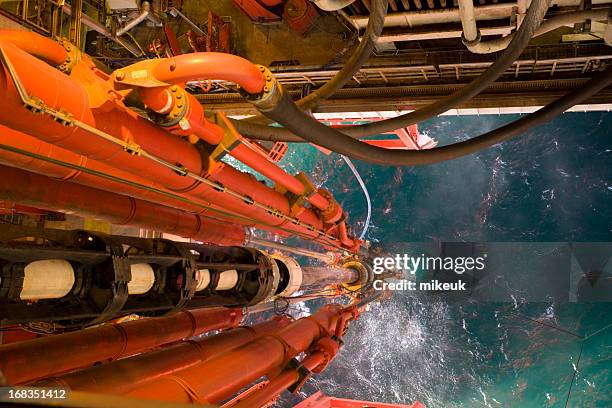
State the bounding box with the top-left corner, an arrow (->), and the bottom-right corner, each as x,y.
125,304 -> 352,404
115,49 -> 349,231
0,125 -> 210,215
0,29 -> 67,66
0,307 -> 245,385
140,88 -> 332,213
0,35 -> 355,248
119,52 -> 267,94
0,125 -> 267,229
33,316 -> 292,394
0,165 -> 247,246
295,391 -> 427,408
231,352 -> 328,408
231,307 -> 358,408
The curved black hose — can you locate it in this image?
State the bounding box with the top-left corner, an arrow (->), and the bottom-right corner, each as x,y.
234,0 -> 550,142
245,0 -> 386,125
296,0 -> 386,111
258,66 -> 612,165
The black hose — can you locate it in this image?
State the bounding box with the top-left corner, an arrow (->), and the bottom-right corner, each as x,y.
245,0 -> 386,125
296,0 -> 386,111
257,66 -> 612,165
234,0 -> 550,142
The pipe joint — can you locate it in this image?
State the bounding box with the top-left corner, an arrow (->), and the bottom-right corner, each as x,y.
281,172 -> 316,216
308,336 -> 341,373
317,188 -> 343,224
461,30 -> 482,48
247,65 -> 283,112
340,259 -> 371,292
148,85 -> 189,128
56,38 -> 82,74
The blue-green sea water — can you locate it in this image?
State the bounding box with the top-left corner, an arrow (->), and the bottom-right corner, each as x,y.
238,112 -> 612,407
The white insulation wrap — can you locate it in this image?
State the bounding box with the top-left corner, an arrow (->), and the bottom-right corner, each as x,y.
271,254 -> 302,297
216,269 -> 239,290
21,259 -> 75,300
195,269 -> 211,291
128,263 -> 155,295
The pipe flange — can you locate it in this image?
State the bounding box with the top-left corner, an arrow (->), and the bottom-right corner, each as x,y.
247,65 -> 283,112
149,85 -> 189,127
56,38 -> 81,74
317,188 -> 342,224
309,336 -> 341,373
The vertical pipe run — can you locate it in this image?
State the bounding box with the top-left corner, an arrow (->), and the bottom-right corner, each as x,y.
231,352 -> 328,408
68,0 -> 83,48
140,91 -> 333,213
0,125 -> 264,229
0,38 -> 349,247
458,0 -> 479,43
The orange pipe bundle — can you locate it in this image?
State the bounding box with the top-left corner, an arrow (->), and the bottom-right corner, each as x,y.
0,165 -> 247,246
0,30 -> 357,249
125,304 -> 353,404
0,307 -> 244,385
33,317 -> 291,394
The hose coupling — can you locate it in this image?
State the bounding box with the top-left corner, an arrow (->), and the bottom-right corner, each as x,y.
247,65 -> 283,112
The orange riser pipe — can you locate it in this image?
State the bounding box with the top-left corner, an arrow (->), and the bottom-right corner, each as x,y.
0,124 -> 278,229
33,316 -> 292,394
0,29 -> 67,66
125,305 -> 347,404
0,307 -> 244,385
0,125 -> 210,215
0,165 -> 246,246
140,89 -> 332,213
231,352 -> 328,408
0,37 -> 348,248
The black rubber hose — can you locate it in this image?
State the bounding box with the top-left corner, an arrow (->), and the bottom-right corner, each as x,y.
234,0 -> 550,142
245,0 -> 386,125
257,66 -> 612,165
296,0 -> 386,111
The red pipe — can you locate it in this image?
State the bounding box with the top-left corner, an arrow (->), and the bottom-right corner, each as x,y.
0,37 -> 351,247
0,307 -> 244,385
0,201 -> 48,216
32,316 -> 292,394
338,221 -> 357,250
0,165 -> 246,246
231,309 -> 358,407
125,305 -> 349,404
0,125 -> 214,215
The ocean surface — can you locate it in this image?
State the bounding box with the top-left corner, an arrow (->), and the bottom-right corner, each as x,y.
237,112 -> 612,408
